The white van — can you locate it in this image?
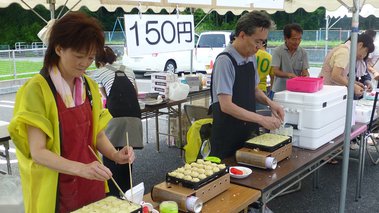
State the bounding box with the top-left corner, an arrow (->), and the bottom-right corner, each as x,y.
194,31 -> 232,72
122,31 -> 232,74
122,34 -> 199,74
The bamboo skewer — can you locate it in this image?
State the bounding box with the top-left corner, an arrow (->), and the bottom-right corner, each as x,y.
87,145 -> 131,203
126,132 -> 134,202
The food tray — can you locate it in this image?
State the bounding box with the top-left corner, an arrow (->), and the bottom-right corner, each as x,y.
166,168 -> 227,190
286,77 -> 323,93
245,133 -> 292,152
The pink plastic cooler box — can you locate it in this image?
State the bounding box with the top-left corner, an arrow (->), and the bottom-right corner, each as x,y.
286,77 -> 324,93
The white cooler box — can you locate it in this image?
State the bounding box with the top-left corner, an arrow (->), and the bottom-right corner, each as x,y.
273,85 -> 347,150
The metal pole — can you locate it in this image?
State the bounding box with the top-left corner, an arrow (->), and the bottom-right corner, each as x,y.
339,0 -> 360,212
325,14 -> 329,57
12,50 -> 17,79
48,0 -> 56,20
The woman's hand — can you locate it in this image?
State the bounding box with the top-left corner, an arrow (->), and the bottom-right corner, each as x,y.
301,70 -> 310,77
78,161 -> 113,181
287,73 -> 297,78
113,146 -> 135,164
354,83 -> 364,97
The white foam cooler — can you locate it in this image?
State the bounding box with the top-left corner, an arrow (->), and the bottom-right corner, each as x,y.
273,85 -> 347,150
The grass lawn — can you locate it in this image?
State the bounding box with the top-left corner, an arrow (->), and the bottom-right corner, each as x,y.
0,60 -> 97,81
268,40 -> 342,48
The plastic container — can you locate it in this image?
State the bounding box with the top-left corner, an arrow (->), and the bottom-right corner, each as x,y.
286,77 -> 324,93
160,201 -> 178,213
168,82 -> 190,101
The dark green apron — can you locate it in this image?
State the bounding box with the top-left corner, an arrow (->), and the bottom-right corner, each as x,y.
210,52 -> 258,159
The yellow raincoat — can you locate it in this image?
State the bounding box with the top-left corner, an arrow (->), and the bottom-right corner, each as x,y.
184,118 -> 213,163
8,74 -> 112,213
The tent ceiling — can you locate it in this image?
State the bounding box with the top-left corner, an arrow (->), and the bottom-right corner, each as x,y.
2,0 -> 379,15
326,4 -> 379,18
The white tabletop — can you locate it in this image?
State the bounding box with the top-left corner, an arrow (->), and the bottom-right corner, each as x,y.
0,120 -> 10,139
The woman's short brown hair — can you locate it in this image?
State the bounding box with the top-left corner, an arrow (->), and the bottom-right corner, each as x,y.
95,46 -> 117,68
42,12 -> 104,72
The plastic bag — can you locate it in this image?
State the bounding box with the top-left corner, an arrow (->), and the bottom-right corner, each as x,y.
168,82 -> 189,101
37,19 -> 56,46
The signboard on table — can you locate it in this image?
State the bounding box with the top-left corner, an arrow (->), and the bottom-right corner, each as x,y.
124,14 -> 194,57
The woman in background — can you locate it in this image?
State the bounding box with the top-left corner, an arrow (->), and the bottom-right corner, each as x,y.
94,46 -> 143,197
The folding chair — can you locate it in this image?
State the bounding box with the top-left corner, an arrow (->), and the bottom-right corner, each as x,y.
184,104 -> 211,124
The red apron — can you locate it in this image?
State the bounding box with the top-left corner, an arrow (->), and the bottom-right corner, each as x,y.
57,95 -> 105,213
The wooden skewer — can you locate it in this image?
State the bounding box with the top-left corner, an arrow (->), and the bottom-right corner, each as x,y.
87,145 -> 130,202
126,132 -> 134,202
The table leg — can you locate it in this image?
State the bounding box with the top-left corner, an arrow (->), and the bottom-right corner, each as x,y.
356,132 -> 366,201
145,117 -> 149,144
178,103 -> 183,156
155,109 -> 160,152
313,163 -> 320,189
4,140 -> 11,175
167,114 -> 171,147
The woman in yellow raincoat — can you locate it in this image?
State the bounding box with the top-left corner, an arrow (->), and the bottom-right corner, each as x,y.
8,12 -> 135,213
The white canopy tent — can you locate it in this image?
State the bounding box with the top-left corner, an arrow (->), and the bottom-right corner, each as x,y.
1,1 -> 379,212
2,0 -> 379,16
324,4 -> 379,56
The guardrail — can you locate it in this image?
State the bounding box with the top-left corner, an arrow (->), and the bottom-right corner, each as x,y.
0,48 -> 46,79
0,45 -> 124,80
0,45 -> 329,80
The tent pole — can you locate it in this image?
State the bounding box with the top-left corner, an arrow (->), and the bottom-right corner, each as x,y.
338,0 -> 360,212
324,13 -> 329,57
49,0 -> 56,20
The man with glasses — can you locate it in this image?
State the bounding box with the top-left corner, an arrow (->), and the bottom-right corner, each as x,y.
271,23 -> 310,95
210,11 -> 284,159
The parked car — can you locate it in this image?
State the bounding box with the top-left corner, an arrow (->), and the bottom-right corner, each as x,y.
123,31 -> 233,74
123,34 -> 199,74
194,31 -> 233,72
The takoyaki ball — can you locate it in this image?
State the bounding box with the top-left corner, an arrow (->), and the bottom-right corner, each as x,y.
217,164 -> 226,169
183,175 -> 192,181
168,171 -> 178,177
204,161 -> 212,165
176,173 -> 185,179
204,165 -> 213,171
192,178 -> 200,182
176,167 -> 185,173
183,170 -> 192,175
190,171 -> 199,178
190,162 -> 198,167
197,168 -> 205,174
205,170 -> 213,176
212,167 -> 220,172
198,174 -> 207,179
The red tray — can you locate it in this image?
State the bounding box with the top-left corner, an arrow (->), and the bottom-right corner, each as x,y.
286,77 -> 323,93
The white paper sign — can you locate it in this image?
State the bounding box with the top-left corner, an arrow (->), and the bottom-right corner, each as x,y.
124,14 -> 194,57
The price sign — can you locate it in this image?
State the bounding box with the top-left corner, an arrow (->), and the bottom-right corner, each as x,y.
124,14 -> 194,57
